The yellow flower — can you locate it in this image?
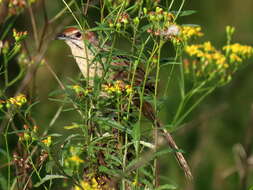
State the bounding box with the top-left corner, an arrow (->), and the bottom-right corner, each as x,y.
72,85 -> 83,93
203,53 -> 212,61
103,80 -> 124,94
223,43 -> 253,57
7,94 -> 27,107
72,85 -> 91,96
13,29 -> 27,42
42,136 -> 52,147
69,155 -> 84,164
230,53 -> 242,63
74,178 -> 102,190
185,41 -> 229,73
102,84 -> 114,94
125,85 -> 133,95
181,25 -> 203,40
185,45 -> 202,56
203,41 -> 215,52
114,80 -> 123,94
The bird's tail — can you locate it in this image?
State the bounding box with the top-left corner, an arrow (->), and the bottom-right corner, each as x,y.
141,101 -> 193,181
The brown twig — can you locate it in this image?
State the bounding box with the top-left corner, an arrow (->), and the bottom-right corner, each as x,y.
27,0 -> 39,49
0,0 -> 10,24
84,0 -> 90,16
162,127 -> 193,181
38,0 -> 49,52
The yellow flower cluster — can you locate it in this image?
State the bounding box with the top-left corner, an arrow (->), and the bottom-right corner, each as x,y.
103,81 -> 133,95
42,136 -> 52,147
223,43 -> 253,63
74,178 -> 102,190
181,25 -> 203,41
69,155 -> 84,164
6,93 -> 27,107
184,37 -> 253,84
65,146 -> 84,167
13,29 -> 27,42
72,85 -> 91,96
185,42 -> 227,68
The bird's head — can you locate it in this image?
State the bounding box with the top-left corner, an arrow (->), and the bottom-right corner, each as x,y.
56,27 -> 101,79
57,27 -> 84,50
57,27 -> 98,50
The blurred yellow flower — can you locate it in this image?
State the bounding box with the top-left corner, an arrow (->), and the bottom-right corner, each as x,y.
72,85 -> 91,96
125,85 -> 133,95
185,45 -> 202,57
181,25 -> 203,40
223,43 -> 253,57
74,178 -> 102,190
72,85 -> 83,93
69,155 -> 84,164
203,41 -> 215,52
230,53 -> 242,63
185,42 -> 227,68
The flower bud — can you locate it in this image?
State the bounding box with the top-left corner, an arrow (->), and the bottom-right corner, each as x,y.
133,17 -> 140,25
143,7 -> 147,15
226,25 -> 235,37
24,133 -> 30,141
116,22 -> 121,29
109,22 -> 114,28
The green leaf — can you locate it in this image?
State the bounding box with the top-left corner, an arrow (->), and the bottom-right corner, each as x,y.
64,134 -> 82,143
160,62 -> 181,67
34,175 -> 67,187
172,10 -> 197,17
99,118 -> 132,134
132,122 -> 141,153
98,166 -> 118,176
154,148 -> 174,158
0,173 -> 7,190
155,184 -> 177,190
25,101 -> 40,117
46,133 -> 62,137
45,161 -> 55,173
64,123 -> 83,130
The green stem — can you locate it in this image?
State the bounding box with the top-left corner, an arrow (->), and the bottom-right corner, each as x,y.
174,0 -> 186,21
169,0 -> 175,11
179,56 -> 185,99
126,36 -> 151,119
174,87 -> 215,128
62,0 -> 83,30
122,132 -> 128,190
4,54 -> 8,87
4,118 -> 11,190
153,39 -> 164,187
172,70 -> 218,127
27,148 -> 49,190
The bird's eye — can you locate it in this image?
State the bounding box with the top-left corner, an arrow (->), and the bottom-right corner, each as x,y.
75,32 -> 82,38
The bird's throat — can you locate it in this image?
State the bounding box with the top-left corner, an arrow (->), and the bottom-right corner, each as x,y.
67,41 -> 103,85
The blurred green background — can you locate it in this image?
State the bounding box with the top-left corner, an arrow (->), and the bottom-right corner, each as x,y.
2,0 -> 253,189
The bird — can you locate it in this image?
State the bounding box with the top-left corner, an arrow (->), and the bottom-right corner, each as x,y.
56,27 -> 192,180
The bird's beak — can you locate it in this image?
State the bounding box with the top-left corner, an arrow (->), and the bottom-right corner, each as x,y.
56,33 -> 67,40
